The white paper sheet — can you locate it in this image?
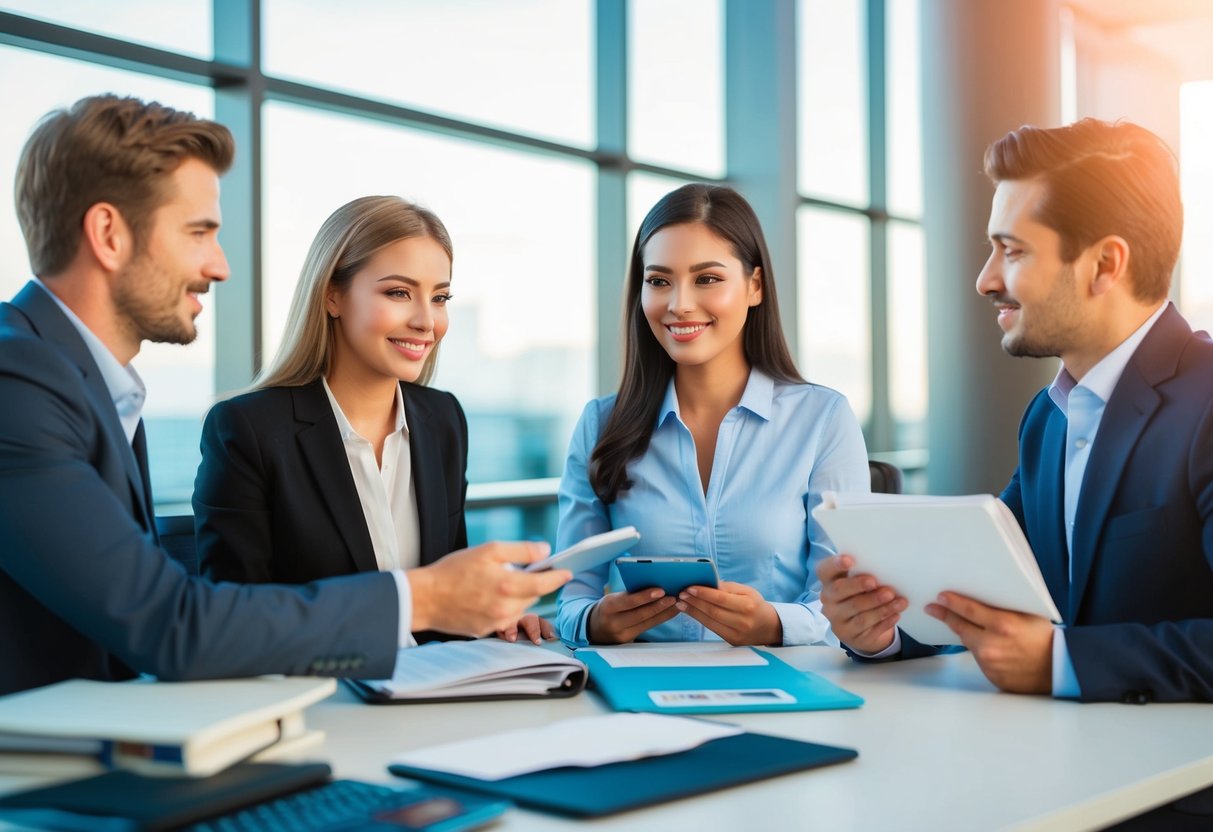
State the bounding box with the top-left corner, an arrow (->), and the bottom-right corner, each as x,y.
392,713 -> 742,780
588,645 -> 769,668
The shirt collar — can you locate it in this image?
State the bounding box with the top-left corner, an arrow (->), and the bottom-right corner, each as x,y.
321,376 -> 408,441
33,278 -> 145,422
1048,301 -> 1168,412
657,367 -> 775,426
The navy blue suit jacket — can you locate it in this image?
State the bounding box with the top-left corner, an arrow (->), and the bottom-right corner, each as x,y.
0,281 -> 400,695
194,380 -> 468,583
1000,304 -> 1213,703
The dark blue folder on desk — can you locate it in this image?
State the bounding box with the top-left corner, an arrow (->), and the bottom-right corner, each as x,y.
576,647 -> 864,714
389,732 -> 857,818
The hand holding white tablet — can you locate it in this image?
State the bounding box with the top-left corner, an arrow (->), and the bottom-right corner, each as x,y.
524,527 -> 641,575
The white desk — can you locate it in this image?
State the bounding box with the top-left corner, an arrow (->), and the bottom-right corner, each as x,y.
303,646 -> 1213,832
2,648 -> 1210,831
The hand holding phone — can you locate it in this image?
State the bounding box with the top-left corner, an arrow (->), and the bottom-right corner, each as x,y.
523,527 -> 640,575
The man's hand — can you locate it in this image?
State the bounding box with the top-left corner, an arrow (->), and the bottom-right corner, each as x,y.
816,554 -> 907,654
588,589 -> 679,644
926,592 -> 1053,694
408,542 -> 570,636
498,613 -> 555,645
676,581 -> 782,646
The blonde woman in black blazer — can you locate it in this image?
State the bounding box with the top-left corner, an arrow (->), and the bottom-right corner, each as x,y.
194,195 -> 551,643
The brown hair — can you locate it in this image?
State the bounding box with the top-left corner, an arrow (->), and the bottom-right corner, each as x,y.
984,118 -> 1182,303
254,195 -> 453,390
589,183 -> 804,504
15,94 -> 235,277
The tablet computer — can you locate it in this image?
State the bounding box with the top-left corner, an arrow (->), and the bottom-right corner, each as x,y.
524,526 -> 641,575
615,557 -> 720,596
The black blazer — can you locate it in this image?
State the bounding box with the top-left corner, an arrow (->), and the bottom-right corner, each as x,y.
194,379 -> 469,584
0,282 -> 399,695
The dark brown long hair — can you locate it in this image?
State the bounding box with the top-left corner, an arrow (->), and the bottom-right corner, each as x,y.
588,184 -> 803,504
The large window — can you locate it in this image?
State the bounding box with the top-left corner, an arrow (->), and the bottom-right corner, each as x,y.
796,0 -> 925,467
0,0 -> 927,532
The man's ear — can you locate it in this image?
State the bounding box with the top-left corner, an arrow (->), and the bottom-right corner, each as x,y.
1089,235 -> 1130,297
80,202 -> 131,273
748,266 -> 764,307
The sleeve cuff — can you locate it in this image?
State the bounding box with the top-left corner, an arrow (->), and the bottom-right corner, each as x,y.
1051,625 -> 1081,699
390,569 -> 418,650
771,600 -> 834,646
848,628 -> 902,659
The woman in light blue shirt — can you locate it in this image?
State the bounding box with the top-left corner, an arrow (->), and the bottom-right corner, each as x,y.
556,184 -> 869,647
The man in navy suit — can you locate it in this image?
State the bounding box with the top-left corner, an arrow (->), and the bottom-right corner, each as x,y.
0,94 -> 570,696
819,118 -> 1213,708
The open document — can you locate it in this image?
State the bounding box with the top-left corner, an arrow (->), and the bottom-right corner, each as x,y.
346,639 -> 587,704
813,491 -> 1062,645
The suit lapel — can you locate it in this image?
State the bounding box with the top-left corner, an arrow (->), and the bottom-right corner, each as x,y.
292,381 -> 379,573
1036,408 -> 1071,619
403,386 -> 448,565
11,282 -> 151,528
1068,305 -> 1187,616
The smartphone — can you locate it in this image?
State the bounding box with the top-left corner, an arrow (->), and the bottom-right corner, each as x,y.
523,526 -> 641,574
615,556 -> 720,596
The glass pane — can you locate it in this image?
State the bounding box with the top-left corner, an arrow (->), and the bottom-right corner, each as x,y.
262,102 -> 595,485
1181,81 -> 1213,333
0,45 -> 214,510
798,0 -> 867,204
0,0 -> 212,58
797,207 -> 871,424
628,0 -> 724,177
888,221 -> 926,449
263,0 -> 593,149
886,0 -> 922,217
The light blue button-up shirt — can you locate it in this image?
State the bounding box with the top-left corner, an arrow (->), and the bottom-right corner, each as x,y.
555,369 -> 870,646
1046,301 -> 1167,698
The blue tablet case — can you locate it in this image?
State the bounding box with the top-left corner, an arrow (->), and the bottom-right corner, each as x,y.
389,732 -> 857,818
576,647 -> 864,714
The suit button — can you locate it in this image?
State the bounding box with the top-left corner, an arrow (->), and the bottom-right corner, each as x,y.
1121,689 -> 1150,705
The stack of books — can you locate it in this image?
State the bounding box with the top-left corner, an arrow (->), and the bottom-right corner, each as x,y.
0,676 -> 335,778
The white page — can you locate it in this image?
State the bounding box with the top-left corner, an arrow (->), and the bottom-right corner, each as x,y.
371,640 -> 582,696
587,646 -> 769,668
393,713 -> 742,780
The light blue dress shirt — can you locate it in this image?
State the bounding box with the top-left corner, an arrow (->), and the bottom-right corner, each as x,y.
1046,301 -> 1167,699
555,369 -> 870,646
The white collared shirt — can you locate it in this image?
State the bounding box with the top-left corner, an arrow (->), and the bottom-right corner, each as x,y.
320,377 -> 422,574
34,278 -> 146,442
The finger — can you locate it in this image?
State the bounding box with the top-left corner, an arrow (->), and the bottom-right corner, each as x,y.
508,569 -> 572,598
838,586 -> 902,617
926,602 -> 982,643
518,615 -> 543,644
935,592 -> 998,627
605,589 -> 669,613
487,540 -> 552,565
676,603 -> 742,643
610,596 -> 678,630
848,597 -> 908,636
497,623 -> 519,642
681,584 -> 746,608
815,554 -> 854,583
539,617 -> 556,640
618,603 -> 682,642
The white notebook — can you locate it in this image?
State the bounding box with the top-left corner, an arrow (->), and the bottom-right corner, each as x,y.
813,492 -> 1062,646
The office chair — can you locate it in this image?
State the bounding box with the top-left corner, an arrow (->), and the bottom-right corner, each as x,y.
155,515 -> 199,576
868,460 -> 903,495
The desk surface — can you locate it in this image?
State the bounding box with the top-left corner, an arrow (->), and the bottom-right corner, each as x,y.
313,646 -> 1212,832
2,647 -> 1210,831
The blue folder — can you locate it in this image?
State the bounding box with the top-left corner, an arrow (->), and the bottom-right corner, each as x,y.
576,647 -> 863,714
390,732 -> 857,817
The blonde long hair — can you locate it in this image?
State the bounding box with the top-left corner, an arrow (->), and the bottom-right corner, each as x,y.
255,195 -> 453,390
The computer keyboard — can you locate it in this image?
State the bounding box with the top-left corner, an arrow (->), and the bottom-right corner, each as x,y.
186,778 -> 507,832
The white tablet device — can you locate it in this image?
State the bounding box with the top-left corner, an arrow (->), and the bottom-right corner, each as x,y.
523,526 -> 641,575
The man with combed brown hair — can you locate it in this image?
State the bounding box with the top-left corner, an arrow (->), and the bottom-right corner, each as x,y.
0,94 -> 570,696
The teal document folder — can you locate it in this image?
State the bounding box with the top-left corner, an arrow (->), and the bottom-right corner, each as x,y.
389,732 -> 857,818
576,647 -> 863,714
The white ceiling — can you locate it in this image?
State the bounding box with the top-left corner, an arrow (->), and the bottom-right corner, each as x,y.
1065,0 -> 1213,81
